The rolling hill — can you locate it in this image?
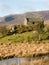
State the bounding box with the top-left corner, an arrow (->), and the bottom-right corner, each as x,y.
0,10 -> 49,25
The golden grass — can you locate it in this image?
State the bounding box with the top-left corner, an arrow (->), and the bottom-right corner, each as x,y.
0,42 -> 49,58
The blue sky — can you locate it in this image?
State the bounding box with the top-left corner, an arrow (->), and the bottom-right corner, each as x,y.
0,0 -> 49,17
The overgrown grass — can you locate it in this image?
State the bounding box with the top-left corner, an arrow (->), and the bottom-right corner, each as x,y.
0,31 -> 34,43
0,31 -> 49,43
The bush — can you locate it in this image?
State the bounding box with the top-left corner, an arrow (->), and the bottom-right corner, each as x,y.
0,26 -> 9,37
16,25 -> 33,33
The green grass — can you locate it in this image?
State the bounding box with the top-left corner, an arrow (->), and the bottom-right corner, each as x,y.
0,31 -> 34,43
0,31 -> 49,44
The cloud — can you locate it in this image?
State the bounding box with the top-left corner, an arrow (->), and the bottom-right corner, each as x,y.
16,5 -> 35,12
0,2 -> 12,11
27,0 -> 45,2
44,0 -> 49,6
42,0 -> 49,9
30,0 -> 39,1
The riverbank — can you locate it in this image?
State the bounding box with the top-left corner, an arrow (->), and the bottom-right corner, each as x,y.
0,41 -> 49,59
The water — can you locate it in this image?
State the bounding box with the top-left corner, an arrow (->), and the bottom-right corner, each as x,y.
0,58 -> 30,65
0,56 -> 49,65
0,58 -> 17,65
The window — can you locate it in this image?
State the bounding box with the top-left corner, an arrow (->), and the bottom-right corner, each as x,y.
32,21 -> 35,24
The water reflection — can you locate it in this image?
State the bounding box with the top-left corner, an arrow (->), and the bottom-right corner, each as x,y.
0,57 -> 49,65
0,58 -> 32,65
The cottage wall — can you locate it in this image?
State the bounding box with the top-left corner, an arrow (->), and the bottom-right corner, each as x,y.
24,18 -> 27,25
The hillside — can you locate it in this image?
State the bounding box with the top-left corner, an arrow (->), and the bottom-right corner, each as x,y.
0,10 -> 49,25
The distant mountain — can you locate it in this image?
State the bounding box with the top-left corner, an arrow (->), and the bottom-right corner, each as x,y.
0,10 -> 49,25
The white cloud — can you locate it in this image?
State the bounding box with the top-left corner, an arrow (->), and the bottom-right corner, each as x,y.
0,2 -> 12,11
27,0 -> 45,2
28,0 -> 39,1
44,0 -> 49,6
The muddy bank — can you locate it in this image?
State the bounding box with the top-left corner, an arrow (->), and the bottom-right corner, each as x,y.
0,42 -> 49,59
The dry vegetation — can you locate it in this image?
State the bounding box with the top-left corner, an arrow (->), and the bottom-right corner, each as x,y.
0,42 -> 49,59
44,20 -> 49,26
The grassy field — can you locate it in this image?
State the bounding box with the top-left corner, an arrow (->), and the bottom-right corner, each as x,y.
0,31 -> 34,43
0,30 -> 49,43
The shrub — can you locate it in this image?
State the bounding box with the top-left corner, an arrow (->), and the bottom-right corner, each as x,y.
16,25 -> 33,33
0,26 -> 9,37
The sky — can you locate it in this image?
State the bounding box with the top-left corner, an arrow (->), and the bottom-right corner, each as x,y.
0,0 -> 49,17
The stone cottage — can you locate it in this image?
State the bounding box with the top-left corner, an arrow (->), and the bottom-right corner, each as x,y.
24,18 -> 44,26
24,17 -> 44,31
